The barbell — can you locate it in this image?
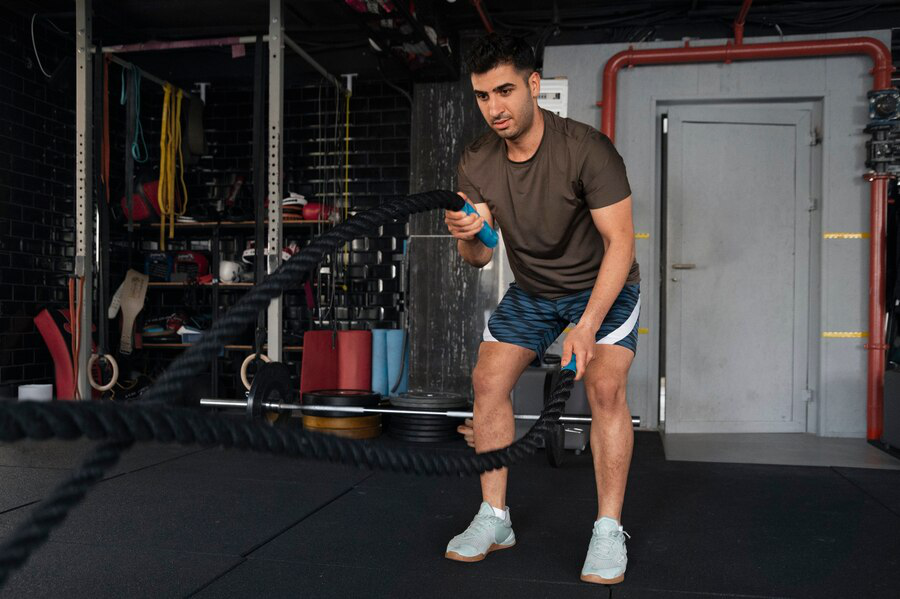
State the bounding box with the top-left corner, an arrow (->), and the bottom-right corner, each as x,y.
199,361 -> 640,427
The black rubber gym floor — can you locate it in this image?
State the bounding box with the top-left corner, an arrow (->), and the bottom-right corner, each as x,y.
0,431 -> 898,598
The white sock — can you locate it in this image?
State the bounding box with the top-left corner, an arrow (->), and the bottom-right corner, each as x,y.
491,505 -> 508,519
597,516 -> 620,527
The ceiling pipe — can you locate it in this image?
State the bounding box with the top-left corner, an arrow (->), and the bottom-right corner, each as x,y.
733,0 -> 753,45
597,35 -> 893,441
470,0 -> 494,34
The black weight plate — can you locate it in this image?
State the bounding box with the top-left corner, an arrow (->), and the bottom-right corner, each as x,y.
388,400 -> 468,410
389,427 -> 460,438
390,421 -> 459,431
247,362 -> 294,421
546,422 -> 565,468
389,432 -> 460,443
388,427 -> 462,438
400,391 -> 463,401
390,415 -> 458,424
388,412 -> 454,420
304,389 -> 380,407
390,422 -> 458,431
384,409 -> 448,417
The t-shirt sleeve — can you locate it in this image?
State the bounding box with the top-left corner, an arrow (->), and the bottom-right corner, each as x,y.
580,130 -> 632,210
457,154 -> 485,204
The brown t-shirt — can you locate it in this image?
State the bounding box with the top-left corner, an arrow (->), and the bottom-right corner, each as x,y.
458,109 -> 641,300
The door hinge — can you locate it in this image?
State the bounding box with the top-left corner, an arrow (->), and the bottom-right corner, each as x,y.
809,127 -> 822,146
808,197 -> 819,212
803,389 -> 815,403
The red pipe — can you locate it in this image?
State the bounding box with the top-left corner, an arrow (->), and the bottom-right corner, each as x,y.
598,36 -> 893,441
733,0 -> 753,45
867,173 -> 891,440
470,0 -> 494,34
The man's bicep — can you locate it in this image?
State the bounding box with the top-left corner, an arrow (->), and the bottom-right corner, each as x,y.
590,195 -> 634,244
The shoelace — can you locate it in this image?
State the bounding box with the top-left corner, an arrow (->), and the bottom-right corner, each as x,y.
590,529 -> 631,559
460,515 -> 499,541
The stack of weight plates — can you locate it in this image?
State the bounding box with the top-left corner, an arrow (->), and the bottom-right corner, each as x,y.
302,389 -> 382,439
387,391 -> 467,443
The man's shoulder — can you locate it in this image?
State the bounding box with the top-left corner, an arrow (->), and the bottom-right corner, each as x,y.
463,129 -> 502,157
543,109 -> 605,146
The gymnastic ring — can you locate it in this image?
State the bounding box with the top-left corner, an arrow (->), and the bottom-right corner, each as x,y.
88,353 -> 119,392
240,353 -> 271,391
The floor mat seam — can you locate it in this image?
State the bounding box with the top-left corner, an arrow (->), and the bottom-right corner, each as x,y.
829,466 -> 900,519
240,471 -> 376,559
184,557 -> 247,598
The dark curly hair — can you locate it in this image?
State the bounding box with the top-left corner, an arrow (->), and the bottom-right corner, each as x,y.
464,33 -> 536,77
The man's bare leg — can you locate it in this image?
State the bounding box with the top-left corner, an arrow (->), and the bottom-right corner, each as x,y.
582,344 -> 635,522
471,341 -> 535,511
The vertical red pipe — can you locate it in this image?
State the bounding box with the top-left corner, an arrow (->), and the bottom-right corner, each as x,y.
733,0 -> 753,45
597,36 -> 894,440
470,0 -> 494,34
868,174 -> 890,440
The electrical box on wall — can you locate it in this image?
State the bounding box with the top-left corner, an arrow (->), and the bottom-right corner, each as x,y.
538,78 -> 568,118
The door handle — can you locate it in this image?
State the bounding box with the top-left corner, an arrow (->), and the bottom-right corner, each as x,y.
671,263 -> 696,270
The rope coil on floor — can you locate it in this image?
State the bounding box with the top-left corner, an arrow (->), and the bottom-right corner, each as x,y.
0,190 -> 576,586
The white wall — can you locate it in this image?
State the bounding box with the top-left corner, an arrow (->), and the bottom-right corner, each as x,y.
544,30 -> 890,437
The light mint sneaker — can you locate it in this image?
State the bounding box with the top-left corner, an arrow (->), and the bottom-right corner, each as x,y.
444,502 -> 516,562
580,517 -> 631,584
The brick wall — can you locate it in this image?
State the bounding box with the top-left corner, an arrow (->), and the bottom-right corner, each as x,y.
0,9 -> 75,394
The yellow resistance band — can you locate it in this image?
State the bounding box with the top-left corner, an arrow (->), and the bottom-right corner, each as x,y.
158,84 -> 189,249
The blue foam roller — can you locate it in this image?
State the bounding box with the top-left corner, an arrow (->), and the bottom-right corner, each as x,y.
371,329 -> 389,397
386,329 -> 409,396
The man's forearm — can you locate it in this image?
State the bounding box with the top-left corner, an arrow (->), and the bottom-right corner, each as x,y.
457,238 -> 493,268
579,240 -> 634,331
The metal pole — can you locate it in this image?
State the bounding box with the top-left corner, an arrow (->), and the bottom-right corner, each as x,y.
267,0 -> 284,362
106,55 -> 197,101
75,0 -> 94,400
199,399 -> 642,427
283,34 -> 350,97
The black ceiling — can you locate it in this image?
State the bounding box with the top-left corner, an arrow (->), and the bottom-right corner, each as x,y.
12,0 -> 900,87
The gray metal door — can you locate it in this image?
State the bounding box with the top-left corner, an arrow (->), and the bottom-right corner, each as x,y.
665,106 -> 812,433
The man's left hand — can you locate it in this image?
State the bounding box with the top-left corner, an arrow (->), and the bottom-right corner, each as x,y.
561,324 -> 596,381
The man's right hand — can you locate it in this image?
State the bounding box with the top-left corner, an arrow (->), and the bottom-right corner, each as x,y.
444,192 -> 485,242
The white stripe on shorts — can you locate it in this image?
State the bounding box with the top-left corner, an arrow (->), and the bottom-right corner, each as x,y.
596,295 -> 641,346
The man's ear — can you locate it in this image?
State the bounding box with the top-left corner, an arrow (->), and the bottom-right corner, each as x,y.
530,71 -> 541,98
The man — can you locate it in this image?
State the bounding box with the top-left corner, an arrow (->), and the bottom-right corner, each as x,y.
442,33 -> 640,586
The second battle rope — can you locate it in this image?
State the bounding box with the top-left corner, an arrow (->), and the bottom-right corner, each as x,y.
0,190 -> 577,586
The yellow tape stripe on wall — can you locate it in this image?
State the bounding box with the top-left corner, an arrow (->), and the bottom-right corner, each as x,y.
821,331 -> 868,338
823,233 -> 870,239
634,233 -> 650,239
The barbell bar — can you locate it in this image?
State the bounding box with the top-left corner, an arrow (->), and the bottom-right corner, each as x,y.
200,398 -> 641,427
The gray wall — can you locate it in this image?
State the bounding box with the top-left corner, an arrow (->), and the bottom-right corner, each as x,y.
543,30 -> 890,437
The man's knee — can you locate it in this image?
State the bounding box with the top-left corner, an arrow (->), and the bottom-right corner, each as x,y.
586,377 -> 627,411
472,360 -> 515,402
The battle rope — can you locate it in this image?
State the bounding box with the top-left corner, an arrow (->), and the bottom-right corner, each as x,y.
0,190 -> 576,586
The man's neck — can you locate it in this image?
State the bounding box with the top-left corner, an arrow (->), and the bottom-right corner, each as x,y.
505,107 -> 545,162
